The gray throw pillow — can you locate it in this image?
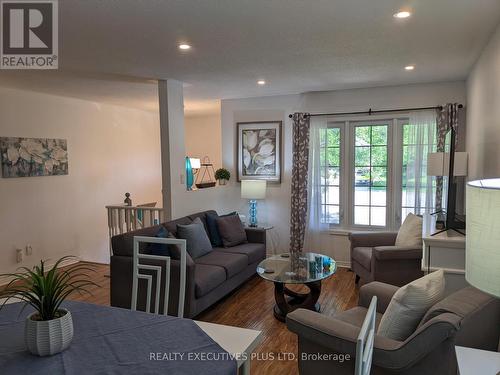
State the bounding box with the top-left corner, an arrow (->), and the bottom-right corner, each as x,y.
176,217 -> 213,259
216,215 -> 247,247
377,269 -> 445,341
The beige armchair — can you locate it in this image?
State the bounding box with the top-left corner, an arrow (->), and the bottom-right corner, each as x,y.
286,282 -> 500,375
349,232 -> 423,286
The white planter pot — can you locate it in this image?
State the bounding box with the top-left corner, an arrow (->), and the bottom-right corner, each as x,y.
25,308 -> 73,356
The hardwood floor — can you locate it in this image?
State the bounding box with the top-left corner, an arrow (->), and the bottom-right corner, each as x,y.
68,262 -> 359,375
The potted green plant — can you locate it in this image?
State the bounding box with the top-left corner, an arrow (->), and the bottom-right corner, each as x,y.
0,257 -> 98,356
215,168 -> 231,185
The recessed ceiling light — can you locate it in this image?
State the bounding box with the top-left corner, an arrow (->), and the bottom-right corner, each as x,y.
257,80 -> 266,86
178,43 -> 191,50
405,65 -> 415,71
394,11 -> 411,19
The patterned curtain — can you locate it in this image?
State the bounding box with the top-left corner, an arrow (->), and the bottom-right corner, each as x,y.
290,113 -> 310,254
435,103 -> 460,212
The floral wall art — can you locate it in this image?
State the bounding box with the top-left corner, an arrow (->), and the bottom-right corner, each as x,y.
237,121 -> 281,183
0,137 -> 68,178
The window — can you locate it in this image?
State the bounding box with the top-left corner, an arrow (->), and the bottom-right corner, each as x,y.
320,126 -> 341,224
354,124 -> 389,226
316,114 -> 438,230
401,123 -> 437,218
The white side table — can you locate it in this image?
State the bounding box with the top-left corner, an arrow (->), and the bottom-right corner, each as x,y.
455,346 -> 500,375
195,321 -> 262,375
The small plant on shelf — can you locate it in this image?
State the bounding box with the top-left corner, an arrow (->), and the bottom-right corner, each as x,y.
215,168 -> 231,185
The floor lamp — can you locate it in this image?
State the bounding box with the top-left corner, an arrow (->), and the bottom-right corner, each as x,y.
466,178 -> 500,353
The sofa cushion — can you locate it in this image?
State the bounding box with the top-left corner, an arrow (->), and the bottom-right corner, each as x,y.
395,213 -> 423,247
206,211 -> 237,247
378,269 -> 445,341
352,247 -> 373,271
213,243 -> 265,264
163,217 -> 192,237
216,215 -> 248,247
194,264 -> 227,298
334,306 -> 383,330
194,251 -> 248,278
177,217 -> 213,259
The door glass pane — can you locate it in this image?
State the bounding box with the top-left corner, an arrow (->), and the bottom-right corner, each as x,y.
354,206 -> 370,225
370,207 -> 386,226
355,187 -> 370,206
326,187 -> 340,205
355,146 -> 370,167
326,205 -> 340,225
371,188 -> 386,206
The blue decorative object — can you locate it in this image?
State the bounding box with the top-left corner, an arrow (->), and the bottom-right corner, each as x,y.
248,200 -> 258,227
185,157 -> 194,190
149,226 -> 170,255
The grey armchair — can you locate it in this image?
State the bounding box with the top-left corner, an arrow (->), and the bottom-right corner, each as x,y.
287,282 -> 500,375
349,232 -> 423,286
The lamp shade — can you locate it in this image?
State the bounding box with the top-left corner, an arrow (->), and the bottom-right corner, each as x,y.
189,158 -> 201,169
466,178 -> 500,297
241,180 -> 266,200
427,152 -> 468,177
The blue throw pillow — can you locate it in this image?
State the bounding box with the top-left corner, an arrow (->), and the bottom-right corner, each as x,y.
206,212 -> 237,247
149,226 -> 170,256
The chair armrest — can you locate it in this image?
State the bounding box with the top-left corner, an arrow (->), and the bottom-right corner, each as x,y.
373,313 -> 460,371
245,228 -> 267,245
287,308 -> 401,356
358,282 -> 399,314
373,246 -> 422,261
349,232 -> 398,248
287,309 -> 461,372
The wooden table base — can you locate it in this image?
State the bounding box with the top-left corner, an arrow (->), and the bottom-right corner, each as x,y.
273,281 -> 321,322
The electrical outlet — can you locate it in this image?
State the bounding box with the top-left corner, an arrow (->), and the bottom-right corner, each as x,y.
26,245 -> 33,256
16,249 -> 23,263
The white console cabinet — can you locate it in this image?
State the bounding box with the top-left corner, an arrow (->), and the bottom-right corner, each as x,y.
422,215 -> 468,295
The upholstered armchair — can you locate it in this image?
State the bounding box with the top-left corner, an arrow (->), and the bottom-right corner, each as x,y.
349,232 -> 423,286
286,282 -> 500,375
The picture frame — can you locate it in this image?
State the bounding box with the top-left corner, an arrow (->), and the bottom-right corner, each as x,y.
237,121 -> 282,183
0,137 -> 68,178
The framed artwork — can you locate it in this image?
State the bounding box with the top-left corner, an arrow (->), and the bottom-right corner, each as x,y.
237,121 -> 282,183
0,137 -> 68,178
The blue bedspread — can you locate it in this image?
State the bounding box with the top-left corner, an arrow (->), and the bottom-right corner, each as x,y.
0,301 -> 237,375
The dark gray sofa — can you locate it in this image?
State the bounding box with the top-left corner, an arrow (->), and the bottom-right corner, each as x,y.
110,210 -> 266,318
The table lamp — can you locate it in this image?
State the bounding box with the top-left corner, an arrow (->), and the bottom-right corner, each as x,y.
466,178 -> 500,298
241,180 -> 266,227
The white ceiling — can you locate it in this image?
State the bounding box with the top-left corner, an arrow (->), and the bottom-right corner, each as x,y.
0,0 -> 499,115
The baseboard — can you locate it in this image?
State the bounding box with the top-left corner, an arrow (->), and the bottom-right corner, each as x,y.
0,257 -> 81,286
335,260 -> 351,269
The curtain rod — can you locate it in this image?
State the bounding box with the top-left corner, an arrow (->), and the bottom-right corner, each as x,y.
287,104 -> 463,119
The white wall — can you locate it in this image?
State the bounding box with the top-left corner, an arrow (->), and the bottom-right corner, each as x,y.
219,82 -> 466,265
0,87 -> 162,275
466,22 -> 500,179
185,112 -> 222,171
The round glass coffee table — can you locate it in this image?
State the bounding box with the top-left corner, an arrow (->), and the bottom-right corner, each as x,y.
256,252 -> 336,322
